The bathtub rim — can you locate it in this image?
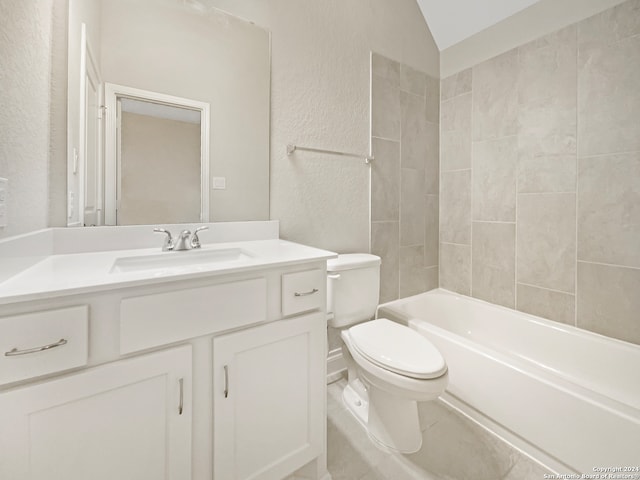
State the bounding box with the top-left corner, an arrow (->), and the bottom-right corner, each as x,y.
378,288 -> 640,353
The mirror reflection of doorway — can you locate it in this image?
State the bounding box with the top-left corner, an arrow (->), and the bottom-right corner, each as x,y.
104,83 -> 210,226
117,98 -> 201,225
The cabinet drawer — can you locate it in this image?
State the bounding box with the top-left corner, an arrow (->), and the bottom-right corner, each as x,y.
0,306 -> 88,385
281,269 -> 324,317
120,277 -> 267,354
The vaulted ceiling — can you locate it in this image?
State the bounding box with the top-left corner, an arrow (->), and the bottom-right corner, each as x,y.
416,0 -> 543,50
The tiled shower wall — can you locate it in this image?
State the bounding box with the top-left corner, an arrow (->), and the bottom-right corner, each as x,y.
370,53 -> 440,303
439,0 -> 640,345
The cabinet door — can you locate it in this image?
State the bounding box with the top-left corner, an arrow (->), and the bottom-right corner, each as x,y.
213,313 -> 325,480
0,345 -> 192,480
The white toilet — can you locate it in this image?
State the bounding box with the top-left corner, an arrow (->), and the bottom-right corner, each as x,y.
327,254 -> 448,453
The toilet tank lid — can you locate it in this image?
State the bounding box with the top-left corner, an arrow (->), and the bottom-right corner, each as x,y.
327,254 -> 381,272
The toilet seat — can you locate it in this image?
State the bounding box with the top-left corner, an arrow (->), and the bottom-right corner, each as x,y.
348,319 -> 447,380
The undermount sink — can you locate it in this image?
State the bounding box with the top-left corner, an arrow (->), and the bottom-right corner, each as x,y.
110,248 -> 253,274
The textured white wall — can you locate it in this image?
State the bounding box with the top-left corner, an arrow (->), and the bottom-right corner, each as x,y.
0,0 -> 54,239
209,0 -> 439,253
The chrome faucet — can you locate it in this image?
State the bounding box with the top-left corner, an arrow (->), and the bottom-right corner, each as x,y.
153,228 -> 174,251
153,226 -> 209,251
173,230 -> 192,251
190,226 -> 209,249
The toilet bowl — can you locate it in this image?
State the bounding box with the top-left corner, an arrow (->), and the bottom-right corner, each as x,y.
327,254 -> 448,453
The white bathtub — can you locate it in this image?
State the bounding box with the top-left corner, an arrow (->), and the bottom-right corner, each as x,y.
377,289 -> 640,474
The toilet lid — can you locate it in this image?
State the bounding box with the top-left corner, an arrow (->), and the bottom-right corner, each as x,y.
348,319 -> 447,380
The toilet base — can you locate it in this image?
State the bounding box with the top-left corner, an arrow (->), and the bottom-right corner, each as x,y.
342,381 -> 423,454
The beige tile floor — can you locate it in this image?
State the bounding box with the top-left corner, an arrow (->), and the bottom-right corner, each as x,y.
327,378 -> 551,480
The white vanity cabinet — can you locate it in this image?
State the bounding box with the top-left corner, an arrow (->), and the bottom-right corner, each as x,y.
213,311 -> 325,480
0,345 -> 192,480
0,254 -> 331,480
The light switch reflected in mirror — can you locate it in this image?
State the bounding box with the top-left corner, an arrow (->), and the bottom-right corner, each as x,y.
67,0 -> 271,227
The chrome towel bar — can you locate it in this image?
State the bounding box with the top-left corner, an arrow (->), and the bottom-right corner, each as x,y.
287,144 -> 374,164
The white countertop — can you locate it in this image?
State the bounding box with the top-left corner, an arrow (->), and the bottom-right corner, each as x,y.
0,239 -> 337,305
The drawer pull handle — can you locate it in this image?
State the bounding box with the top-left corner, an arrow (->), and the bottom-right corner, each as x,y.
178,378 -> 184,415
4,338 -> 68,357
224,365 -> 229,398
294,288 -> 319,297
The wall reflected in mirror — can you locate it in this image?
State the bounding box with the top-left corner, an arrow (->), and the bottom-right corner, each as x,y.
118,98 -> 202,226
67,0 -> 271,227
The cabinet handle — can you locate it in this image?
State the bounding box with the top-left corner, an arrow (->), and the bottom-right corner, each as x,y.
4,338 -> 68,356
178,378 -> 184,415
294,288 -> 319,297
224,365 -> 229,398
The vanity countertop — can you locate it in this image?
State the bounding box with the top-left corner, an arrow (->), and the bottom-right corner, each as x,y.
0,239 -> 337,305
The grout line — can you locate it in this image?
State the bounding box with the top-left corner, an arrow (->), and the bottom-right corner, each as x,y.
472,220 -> 517,225
517,191 -> 577,196
517,281 -> 576,297
574,27 -> 579,329
399,88 -> 425,100
438,79 -> 443,290
578,149 -> 640,159
513,47 -> 520,310
370,135 -> 400,144
469,68 -> 474,297
473,134 -> 519,143
371,220 -> 399,225
577,259 -> 640,271
441,89 -> 473,102
440,241 -> 472,247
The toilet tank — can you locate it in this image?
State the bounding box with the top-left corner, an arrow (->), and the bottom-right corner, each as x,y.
327,254 -> 381,328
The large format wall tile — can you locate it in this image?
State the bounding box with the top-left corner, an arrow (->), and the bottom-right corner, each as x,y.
577,34 -> 640,156
371,221 -> 399,303
371,137 -> 400,222
518,154 -> 576,194
472,222 -> 516,308
401,92 -> 429,170
372,74 -> 400,141
441,68 -> 472,101
518,26 -> 577,105
372,52 -> 400,86
425,194 -> 439,267
425,266 -> 439,292
472,137 -> 517,222
440,170 -> 471,245
400,245 -> 426,297
577,0 -> 640,50
517,96 -> 576,159
425,75 -> 440,124
425,121 -> 439,194
440,243 -> 471,295
578,152 -> 640,268
517,193 -> 576,293
371,54 -> 437,302
577,261 -> 640,345
400,169 -> 425,246
472,50 -> 518,141
436,1 -> 640,345
400,63 -> 426,97
441,93 -> 472,171
516,283 -> 575,325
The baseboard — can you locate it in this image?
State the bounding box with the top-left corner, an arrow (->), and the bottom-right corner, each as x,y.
326,348 -> 346,384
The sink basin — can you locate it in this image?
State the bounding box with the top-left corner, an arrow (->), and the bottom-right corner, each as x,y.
110,248 -> 252,274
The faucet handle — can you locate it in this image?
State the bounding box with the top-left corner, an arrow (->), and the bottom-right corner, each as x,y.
153,228 -> 174,251
191,226 -> 209,249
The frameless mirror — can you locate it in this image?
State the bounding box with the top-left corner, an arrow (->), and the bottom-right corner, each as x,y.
67,0 -> 270,227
